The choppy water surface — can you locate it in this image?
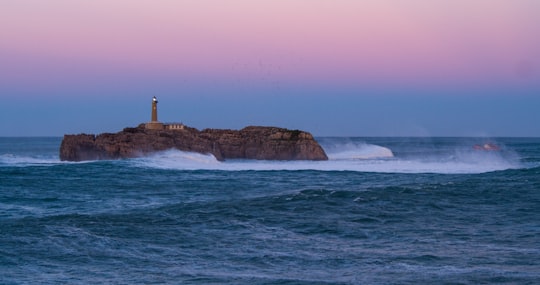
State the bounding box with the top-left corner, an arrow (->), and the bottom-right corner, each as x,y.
1,137 -> 539,284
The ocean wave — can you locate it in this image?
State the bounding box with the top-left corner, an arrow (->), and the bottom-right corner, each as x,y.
324,142 -> 394,160
0,139 -> 524,174
0,153 -> 63,167
128,146 -> 522,174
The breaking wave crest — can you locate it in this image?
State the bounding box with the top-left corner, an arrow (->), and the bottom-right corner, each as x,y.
0,154 -> 62,167
132,150 -> 221,169
0,139 -> 523,174
323,142 -> 394,160
130,143 -> 522,174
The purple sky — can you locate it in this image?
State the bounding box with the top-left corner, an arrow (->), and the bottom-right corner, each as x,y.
1,0 -> 539,136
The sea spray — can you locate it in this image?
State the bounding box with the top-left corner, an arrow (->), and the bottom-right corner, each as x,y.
321,140 -> 395,160
129,140 -> 520,174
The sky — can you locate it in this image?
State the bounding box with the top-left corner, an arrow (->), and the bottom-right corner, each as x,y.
1,0 -> 539,136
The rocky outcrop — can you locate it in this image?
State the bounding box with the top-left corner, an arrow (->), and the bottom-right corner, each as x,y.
60,124 -> 328,162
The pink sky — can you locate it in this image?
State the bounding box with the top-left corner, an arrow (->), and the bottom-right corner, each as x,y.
1,0 -> 540,136
2,0 -> 539,93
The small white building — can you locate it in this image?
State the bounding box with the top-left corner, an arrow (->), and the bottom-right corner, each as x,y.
164,123 -> 185,130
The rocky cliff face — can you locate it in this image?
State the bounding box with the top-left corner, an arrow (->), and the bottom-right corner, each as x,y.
60,124 -> 328,162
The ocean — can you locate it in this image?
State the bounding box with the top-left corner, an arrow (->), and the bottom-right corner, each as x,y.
1,137 -> 539,284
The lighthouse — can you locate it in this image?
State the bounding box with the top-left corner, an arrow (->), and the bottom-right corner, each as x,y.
145,96 -> 164,130
151,96 -> 158,122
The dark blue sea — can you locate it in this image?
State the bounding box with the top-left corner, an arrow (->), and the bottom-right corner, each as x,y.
1,137 -> 539,284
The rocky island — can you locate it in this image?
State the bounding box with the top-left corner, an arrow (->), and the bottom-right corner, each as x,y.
60,97 -> 328,162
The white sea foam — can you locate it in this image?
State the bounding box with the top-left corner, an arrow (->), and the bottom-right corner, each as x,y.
0,154 -> 62,167
1,140 -> 521,173
133,150 -> 221,169
131,143 -> 521,174
325,142 -> 394,160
